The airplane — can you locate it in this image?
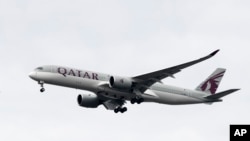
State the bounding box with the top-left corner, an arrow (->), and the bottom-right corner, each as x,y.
29,50 -> 239,113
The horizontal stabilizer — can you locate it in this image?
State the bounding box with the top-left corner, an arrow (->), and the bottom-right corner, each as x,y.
205,89 -> 240,100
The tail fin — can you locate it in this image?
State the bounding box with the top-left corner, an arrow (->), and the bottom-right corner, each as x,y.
196,68 -> 226,95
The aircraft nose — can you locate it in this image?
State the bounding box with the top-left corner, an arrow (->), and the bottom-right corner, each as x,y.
29,71 -> 37,80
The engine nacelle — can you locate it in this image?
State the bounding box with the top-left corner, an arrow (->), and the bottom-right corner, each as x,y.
109,76 -> 133,90
77,94 -> 100,108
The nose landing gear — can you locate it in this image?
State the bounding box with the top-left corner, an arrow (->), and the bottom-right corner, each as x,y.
38,81 -> 45,92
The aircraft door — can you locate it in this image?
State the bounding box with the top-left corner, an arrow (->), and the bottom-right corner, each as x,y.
183,89 -> 190,97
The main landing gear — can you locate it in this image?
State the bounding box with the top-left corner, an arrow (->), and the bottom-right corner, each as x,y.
131,89 -> 144,104
39,81 -> 45,92
114,107 -> 127,113
130,97 -> 144,104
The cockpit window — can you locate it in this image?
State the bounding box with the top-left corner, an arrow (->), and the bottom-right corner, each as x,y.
36,67 -> 43,70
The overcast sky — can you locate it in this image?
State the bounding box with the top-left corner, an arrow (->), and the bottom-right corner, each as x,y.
1,0 -> 250,141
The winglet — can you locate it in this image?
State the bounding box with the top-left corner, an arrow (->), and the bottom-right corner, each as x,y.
210,49 -> 220,56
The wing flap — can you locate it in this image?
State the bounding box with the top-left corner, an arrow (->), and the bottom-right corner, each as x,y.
103,100 -> 125,110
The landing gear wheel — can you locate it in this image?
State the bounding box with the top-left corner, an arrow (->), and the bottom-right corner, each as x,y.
121,107 -> 127,113
114,108 -> 119,113
114,107 -> 127,113
137,98 -> 144,104
40,88 -> 45,92
131,99 -> 136,104
131,98 -> 144,104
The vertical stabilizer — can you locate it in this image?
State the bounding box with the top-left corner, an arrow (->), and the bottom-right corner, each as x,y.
196,68 -> 226,95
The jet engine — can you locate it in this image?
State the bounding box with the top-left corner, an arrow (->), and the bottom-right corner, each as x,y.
77,93 -> 100,108
109,76 -> 133,90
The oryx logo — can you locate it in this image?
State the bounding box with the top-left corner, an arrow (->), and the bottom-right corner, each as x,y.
201,71 -> 225,94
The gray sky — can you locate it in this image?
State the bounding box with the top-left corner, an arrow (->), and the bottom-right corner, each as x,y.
0,0 -> 250,141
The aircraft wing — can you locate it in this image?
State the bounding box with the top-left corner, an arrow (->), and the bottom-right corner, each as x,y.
133,50 -> 220,93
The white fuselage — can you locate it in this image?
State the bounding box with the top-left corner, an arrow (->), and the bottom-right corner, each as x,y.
29,65 -> 209,105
